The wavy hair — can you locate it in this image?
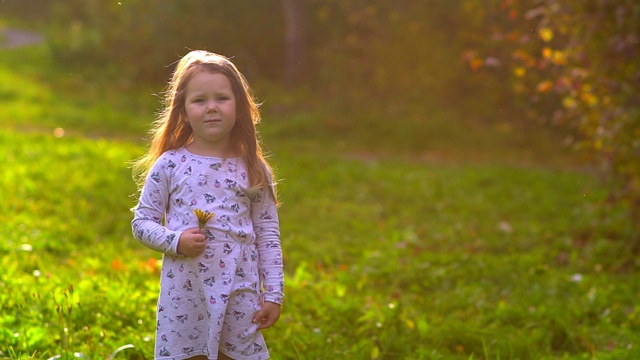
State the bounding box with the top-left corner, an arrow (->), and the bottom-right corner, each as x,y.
132,50 -> 277,202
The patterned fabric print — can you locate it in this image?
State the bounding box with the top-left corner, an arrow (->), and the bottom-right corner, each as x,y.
132,148 -> 284,360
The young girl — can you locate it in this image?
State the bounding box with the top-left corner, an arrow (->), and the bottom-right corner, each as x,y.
131,50 -> 284,360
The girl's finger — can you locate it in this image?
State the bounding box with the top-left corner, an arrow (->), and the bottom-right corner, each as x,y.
258,320 -> 273,330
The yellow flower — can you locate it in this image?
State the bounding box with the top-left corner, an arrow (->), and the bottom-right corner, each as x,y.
193,208 -> 215,229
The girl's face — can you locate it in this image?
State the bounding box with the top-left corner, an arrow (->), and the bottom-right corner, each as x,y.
184,70 -> 237,156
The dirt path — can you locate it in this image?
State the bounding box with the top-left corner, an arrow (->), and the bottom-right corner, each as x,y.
1,28 -> 44,48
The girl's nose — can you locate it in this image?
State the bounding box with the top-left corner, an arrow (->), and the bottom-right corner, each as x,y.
207,100 -> 218,112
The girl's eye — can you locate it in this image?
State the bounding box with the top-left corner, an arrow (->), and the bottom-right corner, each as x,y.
194,98 -> 205,103
218,97 -> 229,101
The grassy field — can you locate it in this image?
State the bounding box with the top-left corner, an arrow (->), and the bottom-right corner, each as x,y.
1,43 -> 639,359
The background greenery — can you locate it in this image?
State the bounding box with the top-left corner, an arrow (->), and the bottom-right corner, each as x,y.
1,1 -> 639,359
4,0 -> 636,225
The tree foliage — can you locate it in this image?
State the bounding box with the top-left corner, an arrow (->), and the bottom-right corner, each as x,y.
45,0 -> 285,83
463,0 -> 640,237
305,1 -> 470,114
3,0 -> 638,237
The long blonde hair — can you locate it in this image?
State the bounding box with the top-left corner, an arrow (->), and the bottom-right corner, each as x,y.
132,50 -> 277,202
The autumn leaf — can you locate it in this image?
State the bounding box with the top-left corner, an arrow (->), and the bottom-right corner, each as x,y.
536,80 -> 554,93
514,67 -> 526,77
581,92 -> 598,107
470,58 -> 483,71
562,96 -> 577,109
542,47 -> 567,65
538,27 -> 554,42
551,50 -> 567,65
112,259 -> 126,271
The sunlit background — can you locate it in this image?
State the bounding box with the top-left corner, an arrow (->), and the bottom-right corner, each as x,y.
1,1 -> 639,359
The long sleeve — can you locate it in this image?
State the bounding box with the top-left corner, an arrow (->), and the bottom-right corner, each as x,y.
131,156 -> 182,256
251,185 -> 284,305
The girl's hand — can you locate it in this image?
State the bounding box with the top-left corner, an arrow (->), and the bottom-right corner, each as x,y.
177,228 -> 206,257
253,301 -> 281,330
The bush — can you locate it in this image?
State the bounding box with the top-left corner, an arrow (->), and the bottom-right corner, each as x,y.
46,0 -> 285,83
464,0 -> 640,241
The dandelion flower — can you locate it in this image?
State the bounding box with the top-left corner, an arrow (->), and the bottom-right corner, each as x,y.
193,208 -> 215,230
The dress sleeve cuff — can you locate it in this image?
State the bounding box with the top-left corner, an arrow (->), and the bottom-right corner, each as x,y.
262,294 -> 284,305
166,230 -> 184,256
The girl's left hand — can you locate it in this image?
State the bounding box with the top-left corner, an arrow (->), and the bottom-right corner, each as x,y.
252,302 -> 281,330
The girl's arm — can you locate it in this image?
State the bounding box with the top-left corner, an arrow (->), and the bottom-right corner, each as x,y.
131,156 -> 183,256
251,185 -> 285,305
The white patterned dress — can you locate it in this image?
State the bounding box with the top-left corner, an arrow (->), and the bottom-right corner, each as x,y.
132,147 -> 284,360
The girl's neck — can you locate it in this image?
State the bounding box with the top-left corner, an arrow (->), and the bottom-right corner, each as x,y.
185,141 -> 237,158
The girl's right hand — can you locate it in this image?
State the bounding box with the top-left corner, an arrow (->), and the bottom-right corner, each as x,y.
177,228 -> 206,257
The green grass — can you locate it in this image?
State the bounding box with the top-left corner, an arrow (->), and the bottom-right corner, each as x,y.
0,45 -> 156,138
1,41 -> 639,359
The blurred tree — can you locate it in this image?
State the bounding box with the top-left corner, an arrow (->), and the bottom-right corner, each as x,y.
6,0 -> 491,121
304,0 -> 467,117
282,0 -> 308,88
0,0 -> 51,23
464,0 -> 640,240
6,0 -> 638,239
45,0 -> 285,84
